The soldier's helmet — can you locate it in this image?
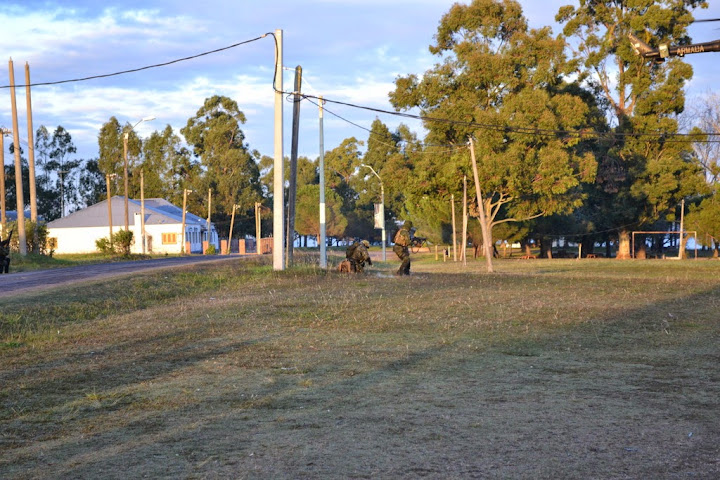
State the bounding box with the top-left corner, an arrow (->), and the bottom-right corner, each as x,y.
361,240 -> 370,248
404,220 -> 413,229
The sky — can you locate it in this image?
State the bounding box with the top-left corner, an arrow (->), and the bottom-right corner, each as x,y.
1,0 -> 720,165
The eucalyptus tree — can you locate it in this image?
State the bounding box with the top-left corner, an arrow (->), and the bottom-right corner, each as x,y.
557,0 -> 708,258
45,126 -> 82,216
390,0 -> 598,255
140,125 -> 192,206
295,184 -> 348,244
181,95 -> 262,235
98,117 -> 144,197
324,137 -> 365,238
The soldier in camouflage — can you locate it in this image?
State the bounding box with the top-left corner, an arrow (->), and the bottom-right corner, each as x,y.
0,229 -> 12,274
393,221 -> 412,275
346,239 -> 372,273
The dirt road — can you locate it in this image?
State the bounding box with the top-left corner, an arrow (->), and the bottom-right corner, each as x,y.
0,255 -> 242,299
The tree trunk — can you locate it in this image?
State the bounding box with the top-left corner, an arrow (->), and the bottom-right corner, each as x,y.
678,233 -> 687,259
540,237 -> 552,259
605,234 -> 612,258
616,230 -> 631,259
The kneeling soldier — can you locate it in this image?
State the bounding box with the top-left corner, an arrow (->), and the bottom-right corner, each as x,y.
346,239 -> 372,273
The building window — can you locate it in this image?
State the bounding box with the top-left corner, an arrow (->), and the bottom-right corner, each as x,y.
162,233 -> 177,245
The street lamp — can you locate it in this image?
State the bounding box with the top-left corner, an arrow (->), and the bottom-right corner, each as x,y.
123,116 -> 155,231
360,164 -> 386,261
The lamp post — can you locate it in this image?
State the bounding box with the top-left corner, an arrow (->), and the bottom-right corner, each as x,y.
123,116 -> 155,231
360,164 -> 386,261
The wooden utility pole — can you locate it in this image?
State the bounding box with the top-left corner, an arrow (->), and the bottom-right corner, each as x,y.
0,129 -> 7,235
106,174 -> 116,249
255,202 -> 262,255
9,58 -> 27,255
462,175 -> 468,266
181,189 -> 191,254
451,194 -> 457,261
140,170 -> 145,254
228,204 -> 238,255
469,137 -> 493,273
207,188 -> 212,252
678,198 -> 685,259
123,132 -> 129,230
286,65 -> 302,268
24,62 -> 38,224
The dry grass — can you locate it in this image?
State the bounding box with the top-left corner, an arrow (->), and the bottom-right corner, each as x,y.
1,255 -> 719,479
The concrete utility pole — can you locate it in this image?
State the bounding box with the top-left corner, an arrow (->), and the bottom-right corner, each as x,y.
286,65 -> 302,268
469,137 -> 494,273
0,129 -> 7,235
273,29 -> 284,270
9,58 -> 27,255
318,96 -> 327,268
24,62 -> 38,225
181,189 -> 192,254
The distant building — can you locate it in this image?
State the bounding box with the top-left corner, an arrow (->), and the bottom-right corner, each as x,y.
46,196 -> 218,254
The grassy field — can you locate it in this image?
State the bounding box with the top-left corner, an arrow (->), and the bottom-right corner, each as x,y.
1,254 -> 719,478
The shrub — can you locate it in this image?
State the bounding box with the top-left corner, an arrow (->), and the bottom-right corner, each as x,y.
95,230 -> 134,256
113,230 -> 134,256
6,220 -> 51,255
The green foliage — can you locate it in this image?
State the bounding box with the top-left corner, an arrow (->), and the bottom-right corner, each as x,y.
113,230 -> 134,256
557,0 -> 708,256
95,229 -> 134,256
6,220 -> 51,255
390,0 -> 598,249
205,244 -> 217,255
181,96 -> 262,231
294,184 -> 348,240
685,195 -> 720,256
95,237 -> 112,254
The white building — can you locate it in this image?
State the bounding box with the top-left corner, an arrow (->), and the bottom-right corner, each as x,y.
46,196 -> 219,255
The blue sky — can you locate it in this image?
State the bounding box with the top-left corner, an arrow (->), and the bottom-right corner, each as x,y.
1,0 -> 719,163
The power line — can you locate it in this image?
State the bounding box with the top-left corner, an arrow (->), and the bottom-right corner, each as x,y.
2,29 -> 718,145
0,35 -> 271,89
295,92 -> 720,144
301,96 -> 464,154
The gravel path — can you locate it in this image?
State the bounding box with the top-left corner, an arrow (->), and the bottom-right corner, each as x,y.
0,255 -> 244,299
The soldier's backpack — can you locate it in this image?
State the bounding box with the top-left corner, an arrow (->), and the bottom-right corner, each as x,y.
393,228 -> 410,247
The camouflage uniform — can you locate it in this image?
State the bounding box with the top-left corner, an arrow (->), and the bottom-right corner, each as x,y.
346,240 -> 372,273
393,221 -> 412,275
0,231 -> 11,274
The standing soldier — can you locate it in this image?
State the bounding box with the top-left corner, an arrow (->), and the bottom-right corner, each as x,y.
346,239 -> 372,273
393,221 -> 412,275
0,229 -> 13,274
